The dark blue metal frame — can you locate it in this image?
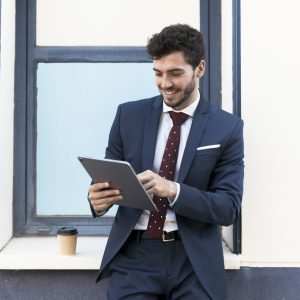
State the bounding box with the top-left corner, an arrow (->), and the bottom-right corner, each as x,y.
232,0 -> 242,254
233,0 -> 242,118
200,0 -> 222,107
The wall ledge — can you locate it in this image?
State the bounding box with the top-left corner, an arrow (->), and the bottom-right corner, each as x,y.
0,237 -> 240,270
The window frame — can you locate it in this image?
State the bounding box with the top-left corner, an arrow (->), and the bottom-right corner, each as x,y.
14,0 -> 244,256
232,0 -> 242,254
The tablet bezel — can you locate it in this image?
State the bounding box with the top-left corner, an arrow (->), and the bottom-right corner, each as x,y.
78,157 -> 158,212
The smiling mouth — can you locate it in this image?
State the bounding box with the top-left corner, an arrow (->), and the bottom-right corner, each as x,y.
162,90 -> 176,95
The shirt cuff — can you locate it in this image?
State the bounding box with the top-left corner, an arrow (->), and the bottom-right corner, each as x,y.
168,182 -> 180,207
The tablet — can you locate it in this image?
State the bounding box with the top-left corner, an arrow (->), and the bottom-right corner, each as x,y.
78,157 -> 158,212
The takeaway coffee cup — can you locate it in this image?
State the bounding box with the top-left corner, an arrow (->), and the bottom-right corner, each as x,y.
57,227 -> 78,255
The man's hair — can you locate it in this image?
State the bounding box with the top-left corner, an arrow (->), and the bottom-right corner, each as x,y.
146,24 -> 205,70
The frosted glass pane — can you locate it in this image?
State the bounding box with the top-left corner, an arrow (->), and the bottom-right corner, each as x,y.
36,0 -> 200,46
36,63 -> 157,216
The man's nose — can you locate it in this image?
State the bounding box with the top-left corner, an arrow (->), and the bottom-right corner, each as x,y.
160,76 -> 172,89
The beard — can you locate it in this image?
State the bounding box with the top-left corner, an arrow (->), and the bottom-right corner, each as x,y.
161,75 -> 197,110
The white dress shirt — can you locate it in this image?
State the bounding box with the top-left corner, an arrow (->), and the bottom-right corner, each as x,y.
134,92 -> 200,232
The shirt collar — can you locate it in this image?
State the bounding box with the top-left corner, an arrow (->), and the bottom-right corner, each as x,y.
162,90 -> 200,118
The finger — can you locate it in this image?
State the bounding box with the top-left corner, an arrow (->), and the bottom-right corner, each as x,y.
143,180 -> 155,191
137,170 -> 151,177
93,196 -> 123,211
137,172 -> 147,183
89,182 -> 110,193
137,170 -> 155,183
91,194 -> 123,211
89,188 -> 121,201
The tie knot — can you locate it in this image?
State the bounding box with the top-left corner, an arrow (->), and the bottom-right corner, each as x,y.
169,111 -> 189,126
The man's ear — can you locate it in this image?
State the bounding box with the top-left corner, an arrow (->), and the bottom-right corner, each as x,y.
196,60 -> 206,78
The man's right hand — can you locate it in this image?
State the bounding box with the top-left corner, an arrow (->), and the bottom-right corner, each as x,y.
88,182 -> 123,213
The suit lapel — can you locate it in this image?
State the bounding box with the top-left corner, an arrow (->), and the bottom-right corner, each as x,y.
178,97 -> 210,182
141,95 -> 211,180
142,96 -> 163,171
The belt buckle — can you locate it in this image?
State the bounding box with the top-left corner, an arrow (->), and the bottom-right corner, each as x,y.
162,232 -> 175,242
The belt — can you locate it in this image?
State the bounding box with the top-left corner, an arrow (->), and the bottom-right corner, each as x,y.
129,230 -> 181,242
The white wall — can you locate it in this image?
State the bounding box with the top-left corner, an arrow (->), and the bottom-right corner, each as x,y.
0,0 -> 15,249
36,0 -> 200,46
241,0 -> 300,265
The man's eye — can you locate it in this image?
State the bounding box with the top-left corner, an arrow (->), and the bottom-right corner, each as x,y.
172,72 -> 183,76
155,73 -> 162,77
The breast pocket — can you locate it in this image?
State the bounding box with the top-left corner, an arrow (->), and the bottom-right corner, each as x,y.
193,148 -> 220,172
185,148 -> 221,188
195,147 -> 221,157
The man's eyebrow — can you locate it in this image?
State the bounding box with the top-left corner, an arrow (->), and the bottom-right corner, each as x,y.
152,67 -> 184,72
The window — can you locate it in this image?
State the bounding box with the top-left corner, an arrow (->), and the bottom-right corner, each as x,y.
14,0 -> 202,236
14,0 -> 243,255
36,62 -> 157,217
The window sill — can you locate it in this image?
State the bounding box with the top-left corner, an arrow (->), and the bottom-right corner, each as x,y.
0,237 -> 240,270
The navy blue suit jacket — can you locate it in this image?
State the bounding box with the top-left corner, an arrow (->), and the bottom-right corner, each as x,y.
93,94 -> 244,299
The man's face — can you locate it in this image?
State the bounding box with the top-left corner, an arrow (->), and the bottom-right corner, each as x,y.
153,51 -> 205,111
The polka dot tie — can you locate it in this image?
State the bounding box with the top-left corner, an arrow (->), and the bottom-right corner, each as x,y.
144,111 -> 189,238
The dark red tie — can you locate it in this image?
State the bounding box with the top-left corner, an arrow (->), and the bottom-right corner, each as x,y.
144,111 -> 189,238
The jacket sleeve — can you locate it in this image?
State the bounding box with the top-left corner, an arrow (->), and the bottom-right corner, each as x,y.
172,119 -> 244,226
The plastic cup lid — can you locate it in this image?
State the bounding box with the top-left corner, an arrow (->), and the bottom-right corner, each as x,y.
57,227 -> 78,235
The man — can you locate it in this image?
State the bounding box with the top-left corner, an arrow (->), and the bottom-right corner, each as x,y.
88,24 -> 244,299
